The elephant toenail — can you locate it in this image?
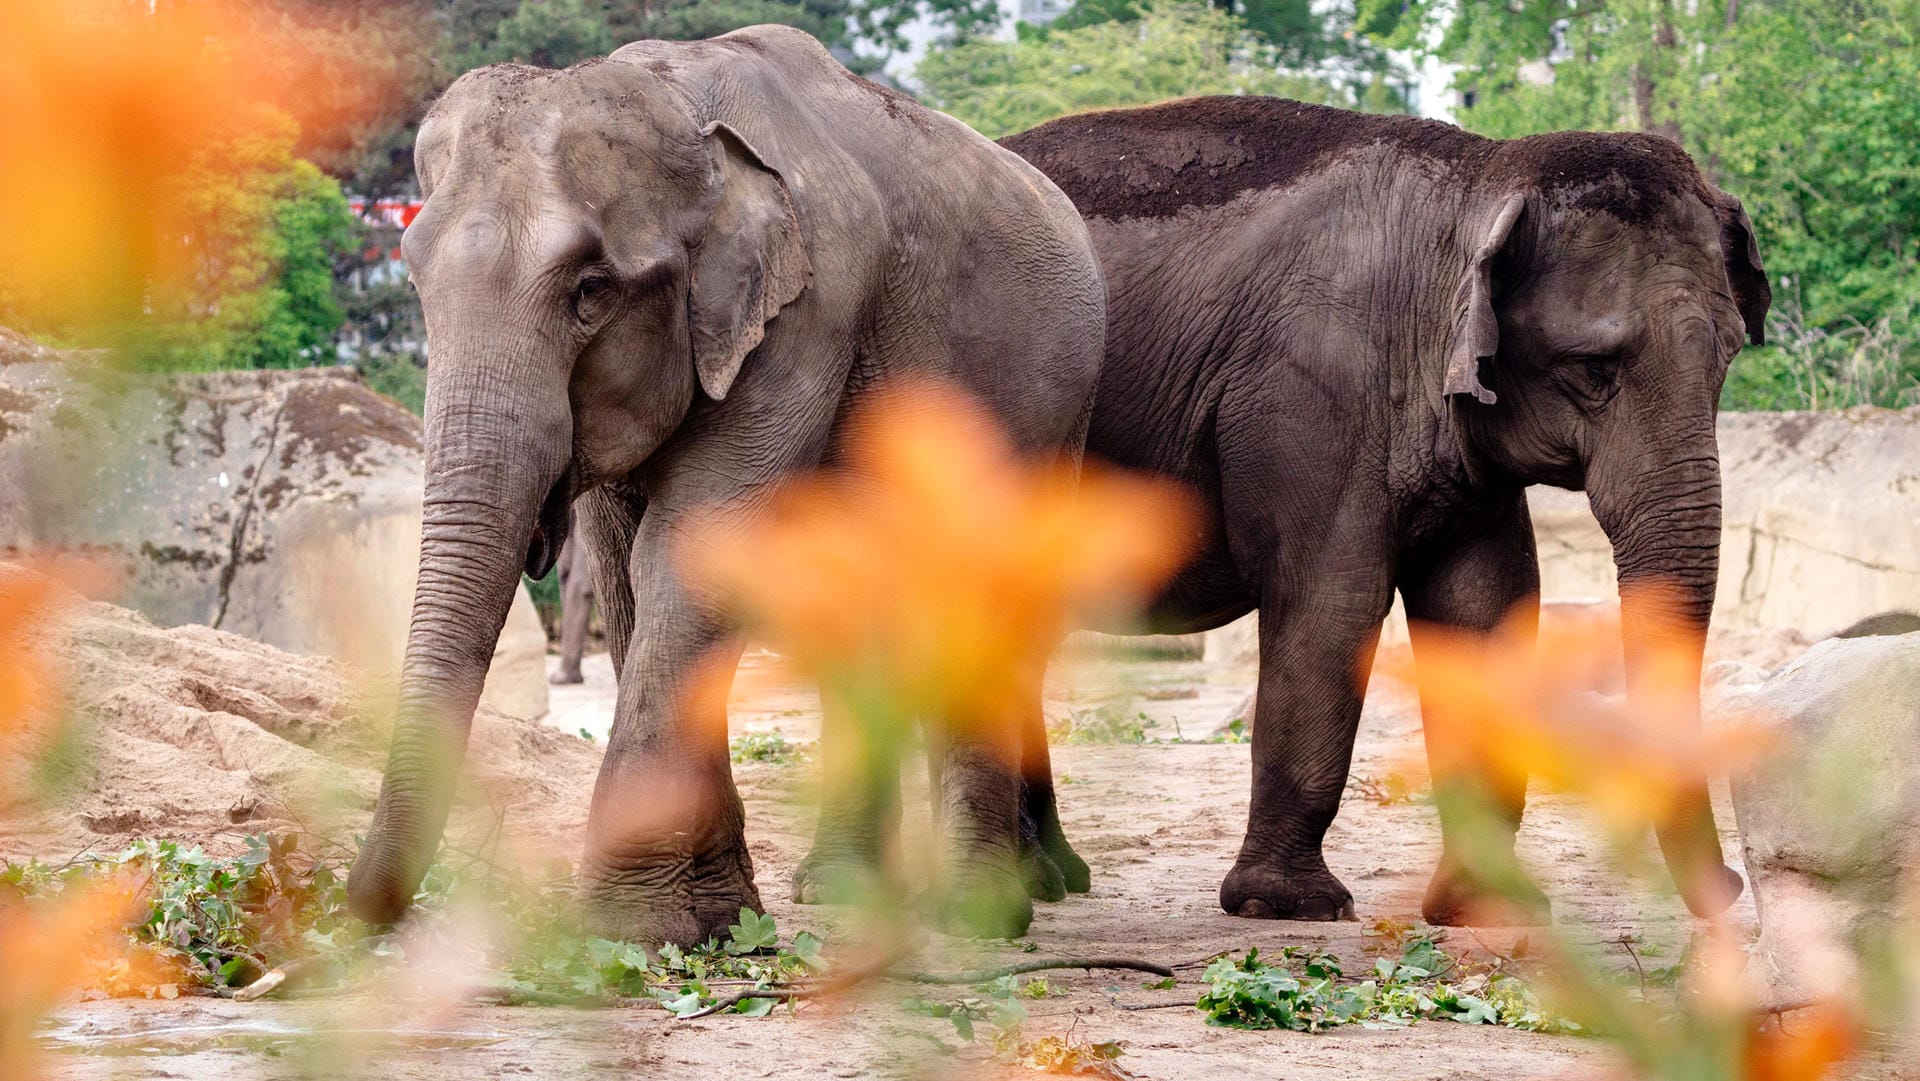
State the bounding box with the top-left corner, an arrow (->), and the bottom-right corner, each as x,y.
1236,898 -> 1277,918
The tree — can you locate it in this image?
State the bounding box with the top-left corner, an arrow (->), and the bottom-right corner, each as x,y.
138,109 -> 359,371
483,0 -> 616,67
916,1 -> 1355,140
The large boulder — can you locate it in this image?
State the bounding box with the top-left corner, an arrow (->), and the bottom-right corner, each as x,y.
0,564 -> 595,860
1727,632 -> 1920,1009
0,357 -> 548,719
1531,407 -> 1920,634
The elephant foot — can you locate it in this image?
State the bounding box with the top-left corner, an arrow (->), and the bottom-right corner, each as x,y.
1020,783 -> 1092,895
1044,834 -> 1091,894
1019,837 -> 1067,903
1421,860 -> 1552,927
580,845 -> 763,948
931,851 -> 1034,939
550,667 -> 585,685
1220,859 -> 1356,922
790,844 -> 890,905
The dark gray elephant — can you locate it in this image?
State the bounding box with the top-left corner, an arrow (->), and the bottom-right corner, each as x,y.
989,98 -> 1769,925
345,26 -> 1105,946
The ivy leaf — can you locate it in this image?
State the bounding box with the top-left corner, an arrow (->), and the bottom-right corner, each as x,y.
734,995 -> 777,1017
654,989 -> 708,1017
725,908 -> 778,955
790,930 -> 826,970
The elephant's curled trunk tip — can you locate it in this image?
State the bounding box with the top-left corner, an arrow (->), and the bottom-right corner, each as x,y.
345,834 -> 419,927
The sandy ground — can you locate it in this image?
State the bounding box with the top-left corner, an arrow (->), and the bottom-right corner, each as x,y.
28,634 -> 1823,1081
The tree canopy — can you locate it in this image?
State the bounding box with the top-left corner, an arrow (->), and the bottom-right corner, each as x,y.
917,2 -> 1397,140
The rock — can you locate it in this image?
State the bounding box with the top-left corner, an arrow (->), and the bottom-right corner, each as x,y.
0,563 -> 597,860
0,356 -> 547,719
1532,407 -> 1920,634
1727,632 -> 1920,1009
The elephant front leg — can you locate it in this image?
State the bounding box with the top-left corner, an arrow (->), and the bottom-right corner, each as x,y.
1220,572 -> 1393,922
578,532 -> 760,947
1401,495 -> 1551,927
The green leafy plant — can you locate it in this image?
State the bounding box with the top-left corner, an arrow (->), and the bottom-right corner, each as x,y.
1197,939 -> 1575,1034
729,729 -> 808,764
0,834 -> 832,1014
1048,704 -> 1157,745
1205,717 -> 1252,744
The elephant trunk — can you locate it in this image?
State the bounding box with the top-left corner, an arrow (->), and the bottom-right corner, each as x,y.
347,338 -> 571,925
1587,425 -> 1743,918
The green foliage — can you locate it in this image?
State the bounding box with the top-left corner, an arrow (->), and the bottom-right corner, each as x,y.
915,2 -> 1364,140
1206,717 -> 1252,744
124,111 -> 357,372
523,569 -> 562,635
1,834 -> 830,1013
0,836 -> 361,990
1197,939 -> 1575,1033
730,729 -> 809,764
900,973 -> 1034,1045
454,0 -> 863,69
356,350 -> 428,415
1384,0 -> 1920,411
1048,703 -> 1158,744
1054,0 -> 1377,68
481,0 -> 616,67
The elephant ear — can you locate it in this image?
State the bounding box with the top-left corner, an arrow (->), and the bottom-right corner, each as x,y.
689,121 -> 813,402
1708,190 -> 1771,347
1444,193 -> 1527,406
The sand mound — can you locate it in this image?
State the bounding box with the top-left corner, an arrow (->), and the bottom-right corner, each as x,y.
0,563 -> 600,862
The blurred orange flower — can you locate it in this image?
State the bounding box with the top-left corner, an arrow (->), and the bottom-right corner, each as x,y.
0,563 -> 79,766
1743,1004 -> 1859,1081
682,378 -> 1197,732
1388,587 -> 1770,836
0,0 -> 381,330
0,872 -> 167,1081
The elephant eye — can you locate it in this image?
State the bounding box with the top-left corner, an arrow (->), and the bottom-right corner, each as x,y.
1568,353 -> 1621,402
571,274 -> 617,323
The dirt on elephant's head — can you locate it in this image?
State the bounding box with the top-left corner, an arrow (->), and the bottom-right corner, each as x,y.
1001,96 -> 1493,221
1491,129 -> 1713,228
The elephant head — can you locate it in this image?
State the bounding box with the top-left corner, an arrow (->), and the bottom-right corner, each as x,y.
346,58 -> 811,925
1443,132 -> 1769,918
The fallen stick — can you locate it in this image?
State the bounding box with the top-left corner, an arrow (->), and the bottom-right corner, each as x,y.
677,956 -> 1176,1021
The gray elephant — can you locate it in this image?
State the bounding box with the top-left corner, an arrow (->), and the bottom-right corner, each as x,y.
549,537 -> 594,685
345,26 -> 1105,946
993,99 -> 1770,924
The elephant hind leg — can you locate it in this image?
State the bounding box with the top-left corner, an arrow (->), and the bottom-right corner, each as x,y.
1017,693 -> 1089,899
